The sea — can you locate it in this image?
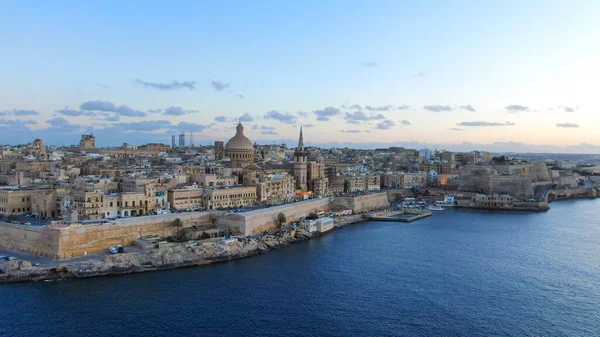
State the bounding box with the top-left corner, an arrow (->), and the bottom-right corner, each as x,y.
1,199 -> 599,337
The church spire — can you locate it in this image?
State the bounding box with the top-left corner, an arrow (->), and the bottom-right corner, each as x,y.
298,126 -> 304,150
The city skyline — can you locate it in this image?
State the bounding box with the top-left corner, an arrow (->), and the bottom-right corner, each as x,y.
1,1 -> 600,153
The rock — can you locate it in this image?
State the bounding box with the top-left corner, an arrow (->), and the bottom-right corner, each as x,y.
0,260 -> 20,273
19,261 -> 32,271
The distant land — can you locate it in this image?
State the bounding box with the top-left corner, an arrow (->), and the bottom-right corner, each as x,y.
8,132 -> 600,155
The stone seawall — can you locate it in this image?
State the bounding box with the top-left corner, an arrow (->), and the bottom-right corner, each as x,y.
0,212 -> 215,260
548,188 -> 597,202
217,198 -> 332,236
0,224 -> 60,258
332,192 -> 389,213
0,228 -> 319,283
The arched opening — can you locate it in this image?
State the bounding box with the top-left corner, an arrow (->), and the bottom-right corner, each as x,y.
124,210 -> 129,217
131,210 -> 137,216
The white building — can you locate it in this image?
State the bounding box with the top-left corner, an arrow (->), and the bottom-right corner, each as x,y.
301,219 -> 317,232
316,217 -> 334,233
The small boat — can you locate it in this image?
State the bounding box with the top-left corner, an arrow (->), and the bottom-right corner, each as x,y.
428,205 -> 444,211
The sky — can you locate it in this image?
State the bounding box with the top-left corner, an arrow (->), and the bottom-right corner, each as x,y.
1,0 -> 600,153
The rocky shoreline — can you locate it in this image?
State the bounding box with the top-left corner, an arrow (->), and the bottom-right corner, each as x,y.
0,226 -> 336,284
0,211 -> 419,284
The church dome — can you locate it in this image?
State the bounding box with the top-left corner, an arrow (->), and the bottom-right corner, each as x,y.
226,122 -> 254,151
33,139 -> 44,147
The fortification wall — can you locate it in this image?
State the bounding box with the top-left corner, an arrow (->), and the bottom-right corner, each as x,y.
0,212 -> 215,259
57,212 -> 214,258
487,175 -> 534,198
384,189 -> 413,201
217,198 -> 332,236
0,223 -> 60,258
549,188 -> 597,201
332,192 -> 389,213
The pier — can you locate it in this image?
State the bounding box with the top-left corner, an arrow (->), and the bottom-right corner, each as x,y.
368,209 -> 432,222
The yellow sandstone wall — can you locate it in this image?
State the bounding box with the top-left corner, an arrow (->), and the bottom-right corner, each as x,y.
0,212 -> 214,259
217,198 -> 332,236
57,212 -> 214,258
332,192 -> 389,213
0,223 -> 60,258
549,188 -> 597,200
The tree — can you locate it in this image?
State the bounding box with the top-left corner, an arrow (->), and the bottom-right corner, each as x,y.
277,212 -> 287,228
172,218 -> 183,241
492,155 -> 508,164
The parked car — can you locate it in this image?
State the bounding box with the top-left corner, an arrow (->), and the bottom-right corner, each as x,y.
116,245 -> 124,253
0,255 -> 6,260
109,247 -> 118,254
33,261 -> 40,266
7,256 -> 17,261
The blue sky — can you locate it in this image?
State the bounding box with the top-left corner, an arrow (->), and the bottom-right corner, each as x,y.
1,1 -> 599,152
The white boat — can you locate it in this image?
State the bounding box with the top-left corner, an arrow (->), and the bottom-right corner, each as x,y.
428,205 -> 444,211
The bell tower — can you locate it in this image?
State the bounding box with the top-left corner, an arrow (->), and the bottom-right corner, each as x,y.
293,127 -> 308,190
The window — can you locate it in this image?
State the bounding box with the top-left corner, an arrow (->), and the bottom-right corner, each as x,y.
110,202 -> 113,207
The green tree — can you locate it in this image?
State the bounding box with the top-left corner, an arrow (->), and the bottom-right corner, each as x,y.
277,212 -> 287,228
492,155 -> 508,164
172,218 -> 183,241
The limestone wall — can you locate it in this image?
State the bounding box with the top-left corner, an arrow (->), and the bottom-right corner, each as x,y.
0,223 -> 60,258
548,188 -> 597,201
332,192 -> 389,213
217,198 -> 332,236
0,212 -> 215,259
384,189 -> 413,201
57,212 -> 214,258
487,175 -> 534,198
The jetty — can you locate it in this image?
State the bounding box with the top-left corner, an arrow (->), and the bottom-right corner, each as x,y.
368,209 -> 432,222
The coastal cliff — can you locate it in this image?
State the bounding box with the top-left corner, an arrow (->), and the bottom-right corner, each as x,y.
0,228 -> 318,283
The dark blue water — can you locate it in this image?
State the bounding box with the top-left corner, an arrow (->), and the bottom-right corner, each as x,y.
1,200 -> 599,337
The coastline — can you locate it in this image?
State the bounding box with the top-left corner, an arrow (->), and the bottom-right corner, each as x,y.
0,215 -> 366,284
1,194 -> 597,284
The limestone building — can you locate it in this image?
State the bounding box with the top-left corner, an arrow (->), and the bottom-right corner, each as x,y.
214,141 -> 225,160
203,186 -> 257,210
254,173 -> 296,203
225,121 -> 255,167
167,184 -> 204,211
79,134 -> 96,150
0,188 -> 32,215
